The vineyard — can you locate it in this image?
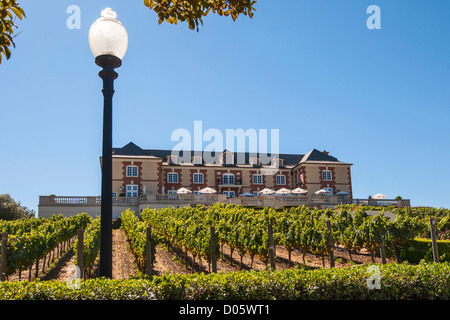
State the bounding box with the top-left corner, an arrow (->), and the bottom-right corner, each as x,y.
0,213 -> 91,281
0,205 -> 450,300
120,204 -> 450,276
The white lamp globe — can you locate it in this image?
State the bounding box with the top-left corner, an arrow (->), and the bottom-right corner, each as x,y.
89,8 -> 128,66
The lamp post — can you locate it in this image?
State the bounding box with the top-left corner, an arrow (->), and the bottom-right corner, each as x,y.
89,8 -> 128,278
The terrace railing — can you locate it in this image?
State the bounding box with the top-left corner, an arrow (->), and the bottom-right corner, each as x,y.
39,195 -> 410,209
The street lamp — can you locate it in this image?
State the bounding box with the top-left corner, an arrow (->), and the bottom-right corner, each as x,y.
89,7 -> 128,278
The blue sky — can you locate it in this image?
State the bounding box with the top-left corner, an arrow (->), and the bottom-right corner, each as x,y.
1,0 -> 450,214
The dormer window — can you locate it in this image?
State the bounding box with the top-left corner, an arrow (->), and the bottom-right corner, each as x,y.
193,156 -> 202,165
272,158 -> 283,168
250,157 -> 260,167
168,155 -> 177,165
224,152 -> 233,166
278,159 -> 283,167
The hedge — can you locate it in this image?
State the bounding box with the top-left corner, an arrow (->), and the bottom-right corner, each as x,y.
0,262 -> 449,300
398,238 -> 450,263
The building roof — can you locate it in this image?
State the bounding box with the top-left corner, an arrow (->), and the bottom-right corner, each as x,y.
300,149 -> 339,163
112,142 -> 347,166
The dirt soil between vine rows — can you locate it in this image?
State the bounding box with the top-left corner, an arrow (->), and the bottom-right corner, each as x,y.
7,228 -> 393,282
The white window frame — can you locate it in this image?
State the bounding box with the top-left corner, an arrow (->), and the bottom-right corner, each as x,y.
193,173 -> 204,184
126,165 -> 138,177
126,185 -> 138,197
276,174 -> 286,185
167,172 -> 179,183
167,190 -> 177,194
252,174 -> 263,185
322,170 -> 332,181
193,156 -> 202,165
224,153 -> 232,165
324,187 -> 333,196
222,173 -> 235,185
224,191 -> 235,198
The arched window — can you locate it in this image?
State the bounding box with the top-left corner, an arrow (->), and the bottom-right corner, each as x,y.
222,173 -> 235,185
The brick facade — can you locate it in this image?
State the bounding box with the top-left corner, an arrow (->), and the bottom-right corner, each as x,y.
110,143 -> 352,197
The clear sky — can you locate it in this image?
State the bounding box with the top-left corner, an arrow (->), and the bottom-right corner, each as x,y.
1,0 -> 450,214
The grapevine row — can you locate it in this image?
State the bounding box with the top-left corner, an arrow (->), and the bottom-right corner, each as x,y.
74,216 -> 100,278
139,206 -> 220,271
135,204 -> 428,270
1,213 -> 91,279
121,209 -> 157,273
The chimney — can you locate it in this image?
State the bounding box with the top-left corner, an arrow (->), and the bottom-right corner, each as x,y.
322,150 -> 329,156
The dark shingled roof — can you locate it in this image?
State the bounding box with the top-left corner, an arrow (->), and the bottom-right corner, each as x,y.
112,142 -> 341,166
300,149 -> 339,163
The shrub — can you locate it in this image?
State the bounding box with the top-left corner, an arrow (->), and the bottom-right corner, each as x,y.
0,263 -> 450,300
398,238 -> 450,264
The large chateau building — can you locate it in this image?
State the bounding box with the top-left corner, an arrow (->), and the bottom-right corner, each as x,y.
38,142 -> 411,218
111,142 -> 353,198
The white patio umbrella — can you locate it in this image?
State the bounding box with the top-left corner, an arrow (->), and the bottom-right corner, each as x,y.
292,187 -> 308,194
275,188 -> 292,195
177,187 -> 192,194
259,188 -> 275,195
371,193 -> 387,199
199,187 -> 217,194
315,188 -> 331,195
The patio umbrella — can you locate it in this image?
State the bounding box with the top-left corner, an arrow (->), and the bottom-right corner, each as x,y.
259,188 -> 275,195
371,193 -> 387,199
199,187 -> 217,194
335,191 -> 350,195
240,192 -> 253,197
177,187 -> 192,194
292,187 -> 308,194
315,189 -> 331,195
275,188 -> 292,194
